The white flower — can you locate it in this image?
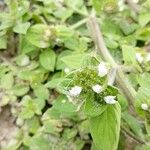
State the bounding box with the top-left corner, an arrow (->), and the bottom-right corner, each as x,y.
146,53 -> 150,62
141,103 -> 148,110
69,86 -> 82,97
92,84 -> 102,93
98,62 -> 108,77
136,53 -> 144,63
104,96 -> 117,104
64,68 -> 70,74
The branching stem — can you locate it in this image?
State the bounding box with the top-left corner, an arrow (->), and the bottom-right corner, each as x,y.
121,126 -> 145,144
87,15 -> 136,106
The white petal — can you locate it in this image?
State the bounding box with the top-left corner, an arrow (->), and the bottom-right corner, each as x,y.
141,103 -> 148,110
98,62 -> 108,77
104,96 -> 117,104
136,53 -> 143,63
92,84 -> 102,93
69,86 -> 82,97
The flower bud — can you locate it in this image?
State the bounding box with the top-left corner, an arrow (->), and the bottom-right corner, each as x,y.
104,96 -> 117,104
69,86 -> 82,97
92,84 -> 102,94
98,62 -> 108,77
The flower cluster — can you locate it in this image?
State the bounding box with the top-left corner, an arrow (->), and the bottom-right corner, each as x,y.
67,62 -> 118,105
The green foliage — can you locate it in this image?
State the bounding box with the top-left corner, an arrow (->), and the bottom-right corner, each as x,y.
92,0 -> 118,13
39,49 -> 56,71
0,0 -> 150,149
90,103 -> 121,150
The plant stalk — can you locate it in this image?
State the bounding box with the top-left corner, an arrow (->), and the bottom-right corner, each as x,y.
87,15 -> 136,105
121,125 -> 145,144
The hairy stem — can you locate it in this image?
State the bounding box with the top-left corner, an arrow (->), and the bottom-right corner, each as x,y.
70,18 -> 87,29
126,0 -> 141,13
121,126 -> 145,144
87,15 -> 136,105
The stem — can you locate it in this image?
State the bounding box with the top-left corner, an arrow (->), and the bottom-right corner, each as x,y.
87,15 -> 136,105
121,125 -> 145,144
70,18 -> 87,29
125,0 -> 141,13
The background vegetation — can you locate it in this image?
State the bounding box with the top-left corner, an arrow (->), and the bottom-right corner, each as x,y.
0,0 -> 150,150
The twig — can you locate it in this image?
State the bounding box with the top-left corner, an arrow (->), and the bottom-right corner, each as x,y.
70,18 -> 87,29
87,15 -> 136,106
125,0 -> 141,13
121,126 -> 145,144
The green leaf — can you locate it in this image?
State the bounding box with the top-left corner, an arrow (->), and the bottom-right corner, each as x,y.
42,119 -> 63,134
52,95 -> 77,118
92,0 -> 117,13
61,53 -> 86,69
0,95 -> 10,107
64,37 -> 88,52
138,73 -> 150,89
92,0 -> 105,12
45,78 -> 65,89
19,98 -> 42,119
139,12 -> 150,27
12,84 -> 29,96
0,35 -> 7,49
33,84 -> 49,100
18,68 -> 46,83
119,21 -> 138,35
15,54 -> 30,67
117,94 -> 128,111
56,50 -> 72,70
84,94 -> 107,117
19,107 -> 35,119
122,112 -> 144,138
29,134 -> 52,150
136,27 -> 150,41
39,49 -> 56,71
0,73 -> 14,89
13,22 -> 30,34
136,87 -> 150,101
62,128 -> 78,140
20,36 -> 38,54
25,116 -> 40,134
54,8 -> 73,22
26,24 -> 52,48
35,98 -> 46,110
90,103 -> 121,150
65,0 -> 84,8
145,118 -> 150,136
122,45 -> 136,65
135,87 -> 150,116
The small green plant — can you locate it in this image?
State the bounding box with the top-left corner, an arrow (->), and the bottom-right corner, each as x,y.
0,0 -> 150,150
65,62 -> 120,150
